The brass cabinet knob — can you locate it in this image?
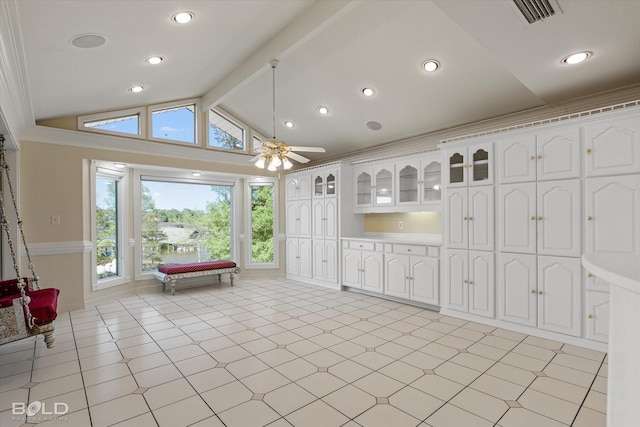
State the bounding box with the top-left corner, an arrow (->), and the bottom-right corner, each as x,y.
588,314 -> 593,319
530,155 -> 535,160
586,148 -> 592,154
538,290 -> 543,295
531,216 -> 535,220
464,280 -> 468,284
538,155 -> 542,159
468,217 -> 473,220
538,216 -> 543,220
531,290 -> 536,294
468,281 -> 474,285
587,272 -> 593,278
469,164 -> 473,168
587,216 -> 593,220
407,249 -> 412,252
464,217 -> 468,220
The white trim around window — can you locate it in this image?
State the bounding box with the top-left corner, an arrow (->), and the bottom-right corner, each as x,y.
91,162 -> 129,290
244,177 -> 279,269
78,107 -> 146,139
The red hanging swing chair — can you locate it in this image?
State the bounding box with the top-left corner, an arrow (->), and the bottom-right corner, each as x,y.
0,135 -> 60,348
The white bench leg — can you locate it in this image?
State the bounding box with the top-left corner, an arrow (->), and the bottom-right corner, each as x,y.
170,280 -> 176,295
230,273 -> 235,286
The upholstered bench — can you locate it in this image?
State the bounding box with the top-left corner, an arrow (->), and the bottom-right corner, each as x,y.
153,261 -> 240,295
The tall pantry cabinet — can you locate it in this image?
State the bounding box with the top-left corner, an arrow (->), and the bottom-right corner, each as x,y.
440,106 -> 640,348
285,162 -> 363,287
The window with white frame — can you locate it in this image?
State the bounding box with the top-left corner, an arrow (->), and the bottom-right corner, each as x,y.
208,109 -> 245,151
92,165 -> 127,289
149,100 -> 197,144
245,179 -> 278,268
79,107 -> 145,138
138,176 -> 236,273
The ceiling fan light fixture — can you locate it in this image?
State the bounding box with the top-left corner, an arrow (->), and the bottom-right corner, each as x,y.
255,156 -> 266,169
267,160 -> 278,171
282,157 -> 293,170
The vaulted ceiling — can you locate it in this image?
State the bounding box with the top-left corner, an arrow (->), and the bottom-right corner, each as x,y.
10,0 -> 640,162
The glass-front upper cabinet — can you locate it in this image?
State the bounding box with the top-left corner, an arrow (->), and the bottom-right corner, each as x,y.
375,167 -> 394,206
355,170 -> 373,207
395,156 -> 441,206
313,168 -> 338,198
398,164 -> 419,204
444,141 -> 493,187
422,161 -> 441,202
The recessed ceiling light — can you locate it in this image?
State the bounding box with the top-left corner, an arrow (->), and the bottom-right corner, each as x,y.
422,59 -> 440,72
172,11 -> 194,24
146,56 -> 163,65
191,171 -> 201,177
70,33 -> 106,49
562,51 -> 592,65
284,121 -> 295,128
317,106 -> 330,115
129,86 -> 143,93
362,87 -> 375,97
113,163 -> 126,169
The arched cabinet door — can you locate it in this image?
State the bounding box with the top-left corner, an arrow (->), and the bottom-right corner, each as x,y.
444,141 -> 493,187
584,115 -> 640,177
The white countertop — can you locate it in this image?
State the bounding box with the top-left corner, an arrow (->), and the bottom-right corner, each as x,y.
582,254 -> 640,295
341,233 -> 442,246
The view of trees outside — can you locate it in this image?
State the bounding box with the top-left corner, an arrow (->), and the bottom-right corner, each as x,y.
209,110 -> 244,150
250,184 -> 274,263
95,177 -> 118,280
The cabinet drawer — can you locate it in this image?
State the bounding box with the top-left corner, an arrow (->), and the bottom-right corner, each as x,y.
393,244 -> 427,256
348,241 -> 376,251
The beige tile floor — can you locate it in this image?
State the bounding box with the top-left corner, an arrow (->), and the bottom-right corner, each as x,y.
0,278 -> 608,427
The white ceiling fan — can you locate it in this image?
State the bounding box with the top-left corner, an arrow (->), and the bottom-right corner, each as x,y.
251,59 -> 326,171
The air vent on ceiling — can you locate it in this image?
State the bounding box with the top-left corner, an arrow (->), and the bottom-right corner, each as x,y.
512,0 -> 558,24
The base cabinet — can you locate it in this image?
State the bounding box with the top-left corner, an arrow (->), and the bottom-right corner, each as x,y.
312,240 -> 338,284
446,250 -> 494,318
384,254 -> 438,305
498,253 -> 582,337
585,290 -> 610,343
342,242 -> 384,293
286,238 -> 312,279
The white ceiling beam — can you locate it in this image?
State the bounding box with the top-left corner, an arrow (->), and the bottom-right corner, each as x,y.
202,0 -> 362,110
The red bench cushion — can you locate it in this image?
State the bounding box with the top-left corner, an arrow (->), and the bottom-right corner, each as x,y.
0,287 -> 59,326
158,261 -> 237,275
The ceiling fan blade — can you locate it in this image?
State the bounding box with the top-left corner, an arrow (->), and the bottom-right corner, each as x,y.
249,154 -> 262,163
288,146 -> 326,153
285,151 -> 311,163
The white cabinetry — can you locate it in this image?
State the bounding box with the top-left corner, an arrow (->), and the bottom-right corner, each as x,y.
585,290 -> 609,343
444,142 -> 493,188
446,250 -> 494,318
498,180 -> 581,257
286,163 -> 363,287
498,253 -> 582,337
584,115 -> 640,177
445,186 -> 494,251
286,238 -> 312,279
396,156 -> 442,208
313,240 -> 338,284
353,163 -> 395,209
342,240 -> 384,293
585,174 -> 640,265
286,199 -> 312,239
285,174 -> 312,200
497,126 -> 580,184
384,244 -> 439,305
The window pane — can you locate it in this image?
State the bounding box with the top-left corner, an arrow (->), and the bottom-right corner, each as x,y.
250,184 -> 274,263
140,180 -> 232,271
253,135 -> 263,153
84,114 -> 139,135
151,104 -> 196,143
208,110 -> 244,150
96,177 -> 119,280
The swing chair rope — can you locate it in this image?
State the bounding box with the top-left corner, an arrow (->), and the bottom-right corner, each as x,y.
0,136 -> 37,328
